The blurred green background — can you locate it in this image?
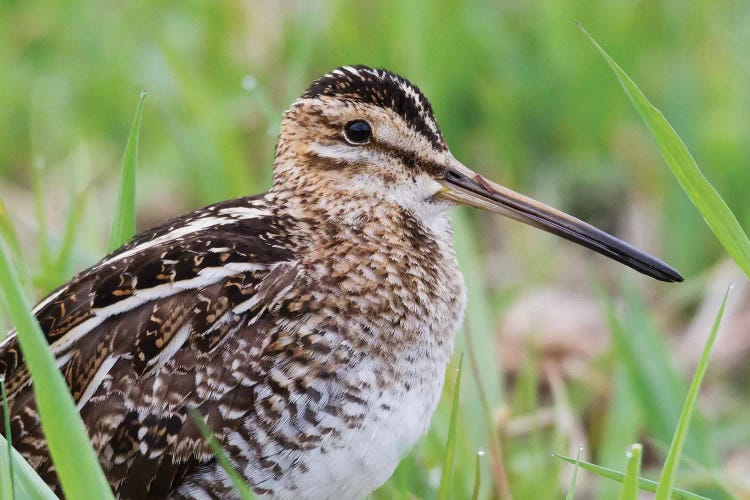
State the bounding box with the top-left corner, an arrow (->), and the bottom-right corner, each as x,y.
1,0 -> 749,498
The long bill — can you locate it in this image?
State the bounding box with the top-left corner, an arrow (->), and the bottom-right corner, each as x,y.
436,160 -> 683,283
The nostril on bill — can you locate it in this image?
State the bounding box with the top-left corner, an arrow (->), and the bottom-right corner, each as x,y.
444,168 -> 465,181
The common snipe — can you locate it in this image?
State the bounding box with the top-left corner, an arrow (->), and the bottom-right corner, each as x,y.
0,66 -> 682,499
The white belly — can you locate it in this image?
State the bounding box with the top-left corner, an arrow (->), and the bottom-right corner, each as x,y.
261,355 -> 450,500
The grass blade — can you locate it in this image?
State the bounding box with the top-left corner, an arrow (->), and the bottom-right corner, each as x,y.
1,380 -> 56,500
471,449 -> 483,500
655,286 -> 731,500
565,446 -> 582,500
0,198 -> 32,299
464,319 -> 510,498
188,410 -> 254,499
53,187 -> 90,276
0,241 -> 113,499
0,434 -> 57,500
598,285 -> 712,463
578,23 -> 750,279
0,199 -> 23,277
552,454 -> 709,500
619,444 -> 642,500
30,158 -> 51,272
1,381 -> 15,500
107,91 -> 146,252
596,366 -> 642,499
452,209 -> 505,498
648,440 -> 734,500
437,354 -> 463,500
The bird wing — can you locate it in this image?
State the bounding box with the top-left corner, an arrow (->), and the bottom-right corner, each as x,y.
0,194 -> 301,495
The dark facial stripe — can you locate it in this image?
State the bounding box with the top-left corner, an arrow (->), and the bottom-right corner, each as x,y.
368,142 -> 445,177
303,66 -> 447,151
302,135 -> 445,178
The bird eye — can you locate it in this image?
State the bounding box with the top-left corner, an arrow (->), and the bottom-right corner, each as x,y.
343,120 -> 372,145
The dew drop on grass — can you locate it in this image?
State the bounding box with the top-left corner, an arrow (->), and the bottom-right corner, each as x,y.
242,75 -> 257,91
428,467 -> 441,488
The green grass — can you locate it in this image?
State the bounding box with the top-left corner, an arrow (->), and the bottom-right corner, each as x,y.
0,234 -> 112,499
188,410 -> 255,500
655,286 -> 731,500
0,90 -> 147,499
0,380 -> 56,500
552,454 -> 710,500
0,434 -> 57,500
580,23 -> 750,280
601,286 -> 702,459
437,355 -> 463,500
564,447 -> 582,500
107,91 -> 146,252
471,450 -> 483,500
619,444 -> 642,500
1,3 -> 749,499
1,381 -> 15,500
556,284 -> 730,499
552,26 -> 745,499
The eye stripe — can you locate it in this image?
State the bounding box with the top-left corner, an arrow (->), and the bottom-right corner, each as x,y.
367,142 -> 444,176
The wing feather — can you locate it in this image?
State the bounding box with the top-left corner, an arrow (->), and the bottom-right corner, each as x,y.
0,195 -> 300,495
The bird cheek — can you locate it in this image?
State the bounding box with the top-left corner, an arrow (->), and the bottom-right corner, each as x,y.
420,176 -> 446,199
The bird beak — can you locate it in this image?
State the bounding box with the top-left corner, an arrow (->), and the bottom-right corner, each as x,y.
436,159 -> 683,282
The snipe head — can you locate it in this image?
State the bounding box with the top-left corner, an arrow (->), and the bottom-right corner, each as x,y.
275,65 -> 682,282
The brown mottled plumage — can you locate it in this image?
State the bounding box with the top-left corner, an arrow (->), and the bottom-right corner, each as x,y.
0,66 -> 681,499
